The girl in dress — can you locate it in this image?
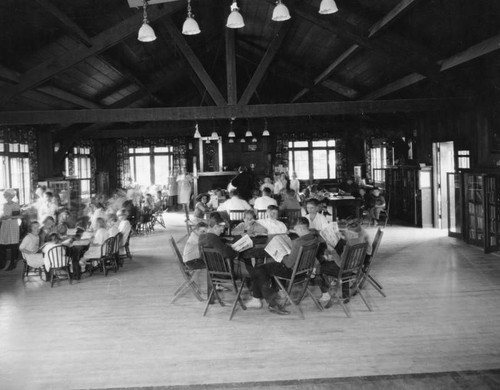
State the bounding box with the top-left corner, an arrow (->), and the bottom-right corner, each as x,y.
79,217 -> 109,272
193,193 -> 212,223
0,189 -> 21,270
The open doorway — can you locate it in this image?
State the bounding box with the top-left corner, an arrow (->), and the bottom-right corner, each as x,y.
432,142 -> 455,229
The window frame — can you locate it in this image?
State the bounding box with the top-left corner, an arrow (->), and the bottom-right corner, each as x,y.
0,142 -> 31,205
128,146 -> 174,186
288,139 -> 336,181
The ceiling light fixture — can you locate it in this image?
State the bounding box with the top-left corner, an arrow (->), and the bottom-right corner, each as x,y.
193,123 -> 201,138
262,119 -> 270,136
251,137 -> 258,143
319,0 -> 338,14
182,0 -> 201,35
245,120 -> 252,137
226,1 -> 245,29
138,0 -> 157,42
228,119 -> 236,138
228,138 -> 234,143
205,138 -> 211,144
240,138 -> 246,143
272,0 -> 291,22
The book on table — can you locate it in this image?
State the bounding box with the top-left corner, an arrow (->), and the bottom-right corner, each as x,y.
265,235 -> 293,262
231,234 -> 254,252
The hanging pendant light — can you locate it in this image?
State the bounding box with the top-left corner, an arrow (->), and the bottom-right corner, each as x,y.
272,0 -> 291,22
251,137 -> 258,143
262,119 -> 270,136
211,131 -> 219,140
240,138 -> 246,143
319,0 -> 338,14
228,119 -> 236,138
205,138 -> 211,144
228,138 -> 234,143
182,0 -> 201,35
245,120 -> 253,137
193,123 -> 201,138
138,0 -> 157,42
226,1 -> 245,29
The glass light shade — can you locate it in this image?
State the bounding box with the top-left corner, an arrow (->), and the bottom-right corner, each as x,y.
272,2 -> 291,21
194,128 -> 201,138
228,131 -> 236,138
205,138 -> 211,144
240,138 -> 246,143
226,3 -> 245,29
262,129 -> 270,136
182,16 -> 201,35
251,137 -> 257,143
211,131 -> 219,139
228,138 -> 234,143
319,0 -> 338,14
138,22 -> 157,42
245,130 -> 252,137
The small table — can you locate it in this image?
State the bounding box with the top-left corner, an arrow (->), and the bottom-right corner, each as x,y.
327,196 -> 362,220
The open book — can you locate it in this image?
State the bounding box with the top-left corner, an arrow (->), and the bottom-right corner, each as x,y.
231,234 -> 253,252
320,222 -> 341,249
265,235 -> 293,263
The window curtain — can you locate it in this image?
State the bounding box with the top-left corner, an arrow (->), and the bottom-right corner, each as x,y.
0,126 -> 38,201
116,137 -> 187,188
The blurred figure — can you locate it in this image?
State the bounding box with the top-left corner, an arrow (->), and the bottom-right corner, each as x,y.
0,189 -> 21,270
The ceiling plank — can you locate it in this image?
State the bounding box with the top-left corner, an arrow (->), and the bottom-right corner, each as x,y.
292,0 -> 424,102
364,34 -> 500,99
0,97 -> 473,125
238,21 -> 293,106
163,17 -> 226,107
33,0 -> 92,47
225,28 -> 238,105
0,2 -> 184,107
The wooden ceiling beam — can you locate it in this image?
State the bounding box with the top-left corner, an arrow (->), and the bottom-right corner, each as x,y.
0,2 -> 184,107
0,97 -> 474,125
33,0 -> 92,47
364,34 -> 500,99
238,21 -> 293,106
225,25 -> 238,105
292,0 -> 424,102
163,17 -> 226,107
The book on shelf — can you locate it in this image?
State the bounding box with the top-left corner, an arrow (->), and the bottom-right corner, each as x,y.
264,235 -> 292,263
231,234 -> 253,252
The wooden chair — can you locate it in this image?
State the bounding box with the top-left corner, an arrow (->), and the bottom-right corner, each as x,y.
228,209 -> 246,235
273,242 -> 323,319
326,242 -> 370,317
21,252 -> 44,282
113,232 -> 123,267
379,196 -> 391,228
200,246 -> 248,321
359,227 -> 386,297
256,209 -> 267,219
46,245 -> 72,288
279,209 -> 302,228
89,236 -> 118,276
177,204 -> 195,243
136,212 -> 153,235
168,236 -> 205,303
119,230 -> 133,262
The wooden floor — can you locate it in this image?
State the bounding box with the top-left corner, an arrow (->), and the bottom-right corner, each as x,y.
1,213 -> 500,390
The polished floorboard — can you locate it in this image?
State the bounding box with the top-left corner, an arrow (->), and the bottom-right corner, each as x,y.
1,213 -> 500,390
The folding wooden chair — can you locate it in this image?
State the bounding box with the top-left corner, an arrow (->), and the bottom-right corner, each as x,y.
228,209 -> 246,235
273,242 -> 322,319
46,245 -> 72,288
169,236 -> 205,303
280,209 -> 302,228
177,204 -> 195,243
200,246 -> 248,320
326,241 -> 370,317
360,227 -> 386,297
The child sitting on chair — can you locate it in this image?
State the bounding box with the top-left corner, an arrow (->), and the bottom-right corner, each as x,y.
79,217 -> 109,273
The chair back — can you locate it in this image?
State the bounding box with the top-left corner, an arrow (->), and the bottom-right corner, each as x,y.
100,236 -> 115,257
169,236 -> 186,270
228,209 -> 246,222
339,241 -> 368,279
256,209 -> 267,219
289,242 -> 319,282
113,233 -> 122,255
183,204 -> 190,221
281,209 -> 302,227
200,246 -> 233,283
364,227 -> 383,271
46,245 -> 70,268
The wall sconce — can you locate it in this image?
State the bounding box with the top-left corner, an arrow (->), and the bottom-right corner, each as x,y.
53,142 -> 61,152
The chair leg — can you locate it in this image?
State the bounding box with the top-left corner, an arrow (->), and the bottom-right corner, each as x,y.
203,289 -> 215,317
274,277 -> 304,320
50,269 -> 55,288
307,288 -> 324,311
368,275 -> 386,297
171,281 -> 189,304
356,288 -> 373,312
22,262 -> 28,280
67,266 -> 72,285
229,278 -> 247,321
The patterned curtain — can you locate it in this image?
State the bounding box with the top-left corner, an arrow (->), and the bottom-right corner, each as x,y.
116,137 -> 188,188
0,126 -> 38,201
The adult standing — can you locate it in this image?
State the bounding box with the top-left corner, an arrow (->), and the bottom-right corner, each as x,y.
177,167 -> 193,210
231,166 -> 254,202
37,190 -> 58,224
167,169 -> 179,210
0,189 -> 21,270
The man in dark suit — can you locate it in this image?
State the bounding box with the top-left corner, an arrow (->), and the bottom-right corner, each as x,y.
248,217 -> 318,315
231,166 -> 254,202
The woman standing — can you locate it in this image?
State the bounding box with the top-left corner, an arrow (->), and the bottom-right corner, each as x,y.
177,167 -> 193,210
0,189 -> 21,270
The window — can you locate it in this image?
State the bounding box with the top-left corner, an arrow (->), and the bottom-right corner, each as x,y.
457,150 -> 470,169
66,147 -> 91,199
371,145 -> 387,184
129,146 -> 173,186
288,140 -> 336,181
0,142 -> 31,205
